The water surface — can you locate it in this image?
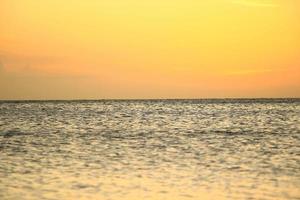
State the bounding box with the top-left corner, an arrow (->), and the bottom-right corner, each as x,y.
0,99 -> 299,200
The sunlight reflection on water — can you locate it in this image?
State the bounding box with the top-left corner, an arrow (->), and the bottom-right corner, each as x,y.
0,99 -> 299,200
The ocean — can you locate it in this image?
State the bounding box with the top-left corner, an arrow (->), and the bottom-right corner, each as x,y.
0,99 -> 299,200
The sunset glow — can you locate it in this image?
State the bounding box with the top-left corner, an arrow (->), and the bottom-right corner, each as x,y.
0,0 -> 299,99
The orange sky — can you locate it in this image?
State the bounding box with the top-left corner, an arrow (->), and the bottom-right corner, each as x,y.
0,0 -> 299,99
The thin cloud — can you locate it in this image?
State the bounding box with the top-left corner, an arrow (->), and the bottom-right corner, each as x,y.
226,68 -> 278,76
0,51 -> 62,67
230,0 -> 279,7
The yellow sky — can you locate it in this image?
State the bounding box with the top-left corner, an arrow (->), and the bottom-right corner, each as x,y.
0,0 -> 299,99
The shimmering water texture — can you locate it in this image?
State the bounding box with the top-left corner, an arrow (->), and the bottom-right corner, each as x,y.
0,99 -> 299,200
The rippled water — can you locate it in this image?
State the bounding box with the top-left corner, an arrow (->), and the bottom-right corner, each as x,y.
0,99 -> 299,200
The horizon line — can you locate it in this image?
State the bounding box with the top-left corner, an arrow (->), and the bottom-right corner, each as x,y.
0,97 -> 299,102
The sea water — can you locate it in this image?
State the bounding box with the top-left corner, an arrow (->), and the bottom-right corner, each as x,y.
0,99 -> 299,200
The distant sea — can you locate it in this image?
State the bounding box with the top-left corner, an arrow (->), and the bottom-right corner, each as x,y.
0,99 -> 299,200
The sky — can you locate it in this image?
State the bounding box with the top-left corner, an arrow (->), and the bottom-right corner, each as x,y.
0,0 -> 299,99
